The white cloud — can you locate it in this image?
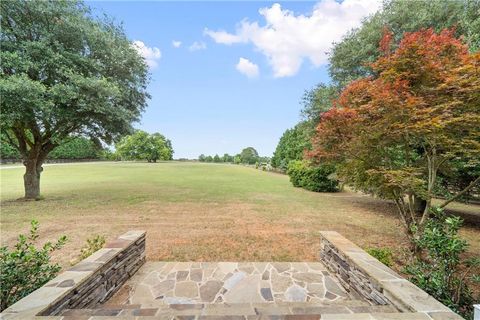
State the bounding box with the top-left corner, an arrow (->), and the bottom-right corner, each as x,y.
236,58 -> 259,78
205,0 -> 381,77
189,41 -> 207,51
172,40 -> 182,48
133,40 -> 162,68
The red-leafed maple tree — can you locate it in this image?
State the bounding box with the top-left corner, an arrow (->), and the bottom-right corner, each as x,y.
309,29 -> 480,245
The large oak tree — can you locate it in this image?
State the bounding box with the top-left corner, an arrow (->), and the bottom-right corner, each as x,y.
0,0 -> 150,199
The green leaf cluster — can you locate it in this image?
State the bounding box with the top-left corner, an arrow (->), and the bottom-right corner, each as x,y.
272,122 -> 312,171
239,147 -> 259,165
286,160 -> 338,192
70,234 -> 105,266
405,208 -> 480,319
405,208 -> 480,318
329,0 -> 480,88
116,130 -> 173,162
366,247 -> 394,267
0,221 -> 67,311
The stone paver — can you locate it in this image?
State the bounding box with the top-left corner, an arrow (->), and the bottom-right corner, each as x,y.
1,230 -> 461,320
109,262 -> 351,307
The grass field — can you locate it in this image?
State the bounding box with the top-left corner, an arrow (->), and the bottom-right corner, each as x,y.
1,162 -> 479,271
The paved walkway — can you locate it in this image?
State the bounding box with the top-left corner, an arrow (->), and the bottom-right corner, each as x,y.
108,262 -> 353,307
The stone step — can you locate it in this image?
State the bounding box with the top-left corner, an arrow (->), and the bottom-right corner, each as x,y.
60,302 -> 397,318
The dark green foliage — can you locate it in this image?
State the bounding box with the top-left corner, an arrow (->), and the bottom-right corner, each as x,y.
1,136 -> 102,160
0,133 -> 20,159
436,158 -> 480,202
199,153 -> 234,163
1,0 -> 149,198
48,137 -> 101,159
116,131 -> 173,162
240,147 -> 259,165
329,0 -> 480,88
301,83 -> 338,125
0,221 -> 67,311
366,247 -> 394,267
222,153 -> 234,163
287,160 -> 338,192
405,208 -> 480,319
271,122 -> 311,170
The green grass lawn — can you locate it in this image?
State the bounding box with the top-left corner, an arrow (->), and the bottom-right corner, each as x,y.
1,161 -> 479,270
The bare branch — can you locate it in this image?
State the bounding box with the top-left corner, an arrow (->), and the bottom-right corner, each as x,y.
439,176 -> 480,208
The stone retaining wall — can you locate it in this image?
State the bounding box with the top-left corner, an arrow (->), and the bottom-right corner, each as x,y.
1,230 -> 145,319
319,231 -> 463,319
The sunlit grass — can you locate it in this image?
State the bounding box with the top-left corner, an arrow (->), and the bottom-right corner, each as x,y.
1,161 -> 478,270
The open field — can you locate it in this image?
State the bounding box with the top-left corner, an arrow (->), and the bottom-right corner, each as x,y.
1,162 -> 479,271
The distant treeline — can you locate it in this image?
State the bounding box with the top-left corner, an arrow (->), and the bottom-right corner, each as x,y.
198,147 -> 269,165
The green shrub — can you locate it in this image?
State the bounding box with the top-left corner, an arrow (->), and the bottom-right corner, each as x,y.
287,160 -> 338,192
100,149 -> 120,161
404,208 -> 480,319
71,235 -> 106,265
366,247 -> 394,267
0,221 -> 67,311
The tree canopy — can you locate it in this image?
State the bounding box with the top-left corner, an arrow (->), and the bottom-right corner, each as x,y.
116,131 -> 173,162
309,29 -> 480,244
271,122 -> 311,170
240,147 -> 259,165
0,0 -> 149,199
329,0 -> 480,88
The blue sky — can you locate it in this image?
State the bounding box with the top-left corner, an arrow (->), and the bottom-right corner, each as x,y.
88,1 -> 380,159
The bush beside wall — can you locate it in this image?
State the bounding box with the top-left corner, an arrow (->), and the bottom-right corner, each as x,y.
287,160 -> 338,192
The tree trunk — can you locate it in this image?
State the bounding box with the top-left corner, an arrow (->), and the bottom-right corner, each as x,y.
23,159 -> 43,200
413,195 -> 427,214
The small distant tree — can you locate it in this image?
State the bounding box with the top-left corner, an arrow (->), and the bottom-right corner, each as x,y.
198,154 -> 206,162
240,147 -> 259,165
213,154 -> 221,163
309,29 -> 480,249
222,153 -> 233,163
0,1 -> 149,199
233,155 -> 241,164
205,155 -> 213,163
116,131 -> 173,162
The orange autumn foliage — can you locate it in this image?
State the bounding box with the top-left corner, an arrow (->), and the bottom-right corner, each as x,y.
309,28 -> 480,233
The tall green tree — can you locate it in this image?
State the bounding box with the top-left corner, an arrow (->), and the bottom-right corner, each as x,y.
329,0 -> 480,88
116,131 -> 173,162
271,122 -> 311,170
239,147 -> 259,165
300,83 -> 338,126
0,0 -> 149,199
222,153 -> 233,163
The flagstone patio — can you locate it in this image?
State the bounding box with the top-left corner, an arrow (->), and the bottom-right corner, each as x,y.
106,262 -> 352,307
0,230 -> 464,319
